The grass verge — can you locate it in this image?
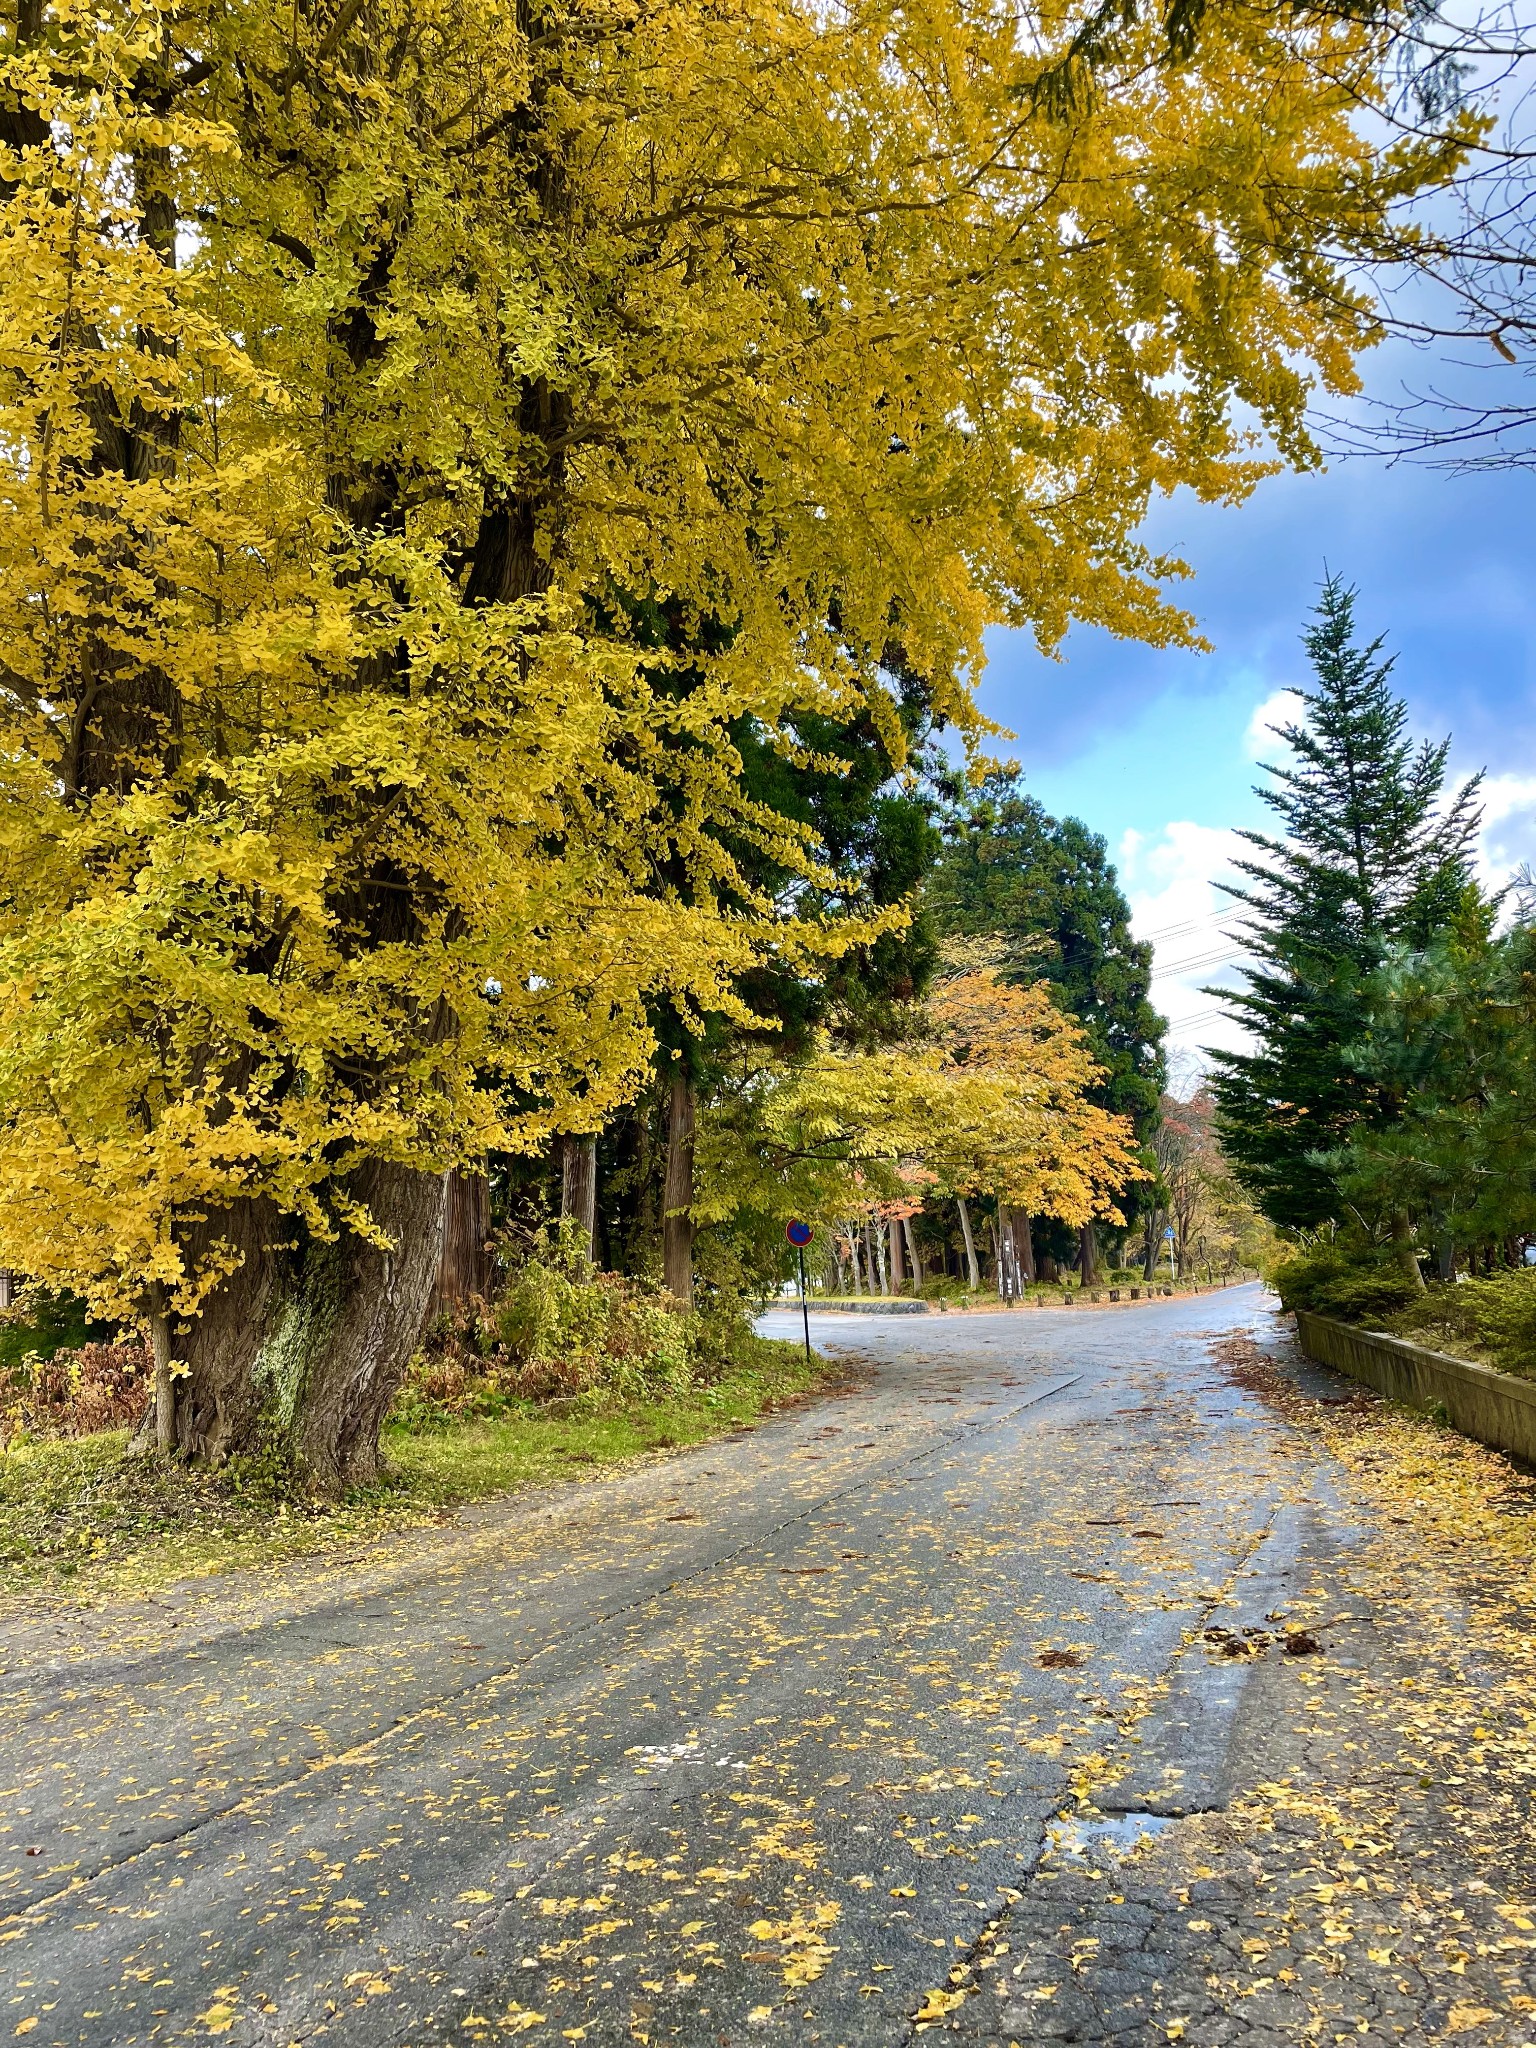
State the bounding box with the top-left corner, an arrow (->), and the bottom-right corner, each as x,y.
0,1333 -> 832,1608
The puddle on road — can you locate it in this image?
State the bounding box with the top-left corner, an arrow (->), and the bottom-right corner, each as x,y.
1052,1810 -> 1177,1860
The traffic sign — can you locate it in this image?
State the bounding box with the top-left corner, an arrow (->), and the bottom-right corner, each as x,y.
786,1222 -> 813,1359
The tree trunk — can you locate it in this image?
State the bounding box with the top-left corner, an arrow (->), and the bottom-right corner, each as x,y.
663,1071 -> 696,1306
1079,1221 -> 1100,1287
560,1135 -> 599,1264
433,1168 -> 495,1313
847,1225 -> 863,1295
148,1285 -> 177,1451
1000,1208 -> 1025,1299
1017,1213 -> 1036,1284
1390,1209 -> 1426,1293
957,1198 -> 980,1290
1039,1253 -> 1059,1284
871,1217 -> 888,1295
161,1160 -> 448,1492
904,1217 -> 924,1291
889,1213 -> 905,1290
1431,1227 -> 1455,1283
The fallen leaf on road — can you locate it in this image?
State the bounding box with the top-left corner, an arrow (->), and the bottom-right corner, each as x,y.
912,1987 -> 966,2022
498,2005 -> 546,2033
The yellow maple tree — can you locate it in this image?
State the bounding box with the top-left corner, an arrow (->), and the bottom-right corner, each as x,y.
694,973 -> 1141,1280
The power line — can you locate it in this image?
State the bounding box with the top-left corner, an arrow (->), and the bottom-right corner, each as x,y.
1132,906 -> 1242,945
1132,915 -> 1220,945
1151,944 -> 1253,979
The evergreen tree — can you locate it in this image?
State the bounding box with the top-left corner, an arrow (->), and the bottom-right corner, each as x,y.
1331,910 -> 1536,1275
1210,576 -> 1483,1242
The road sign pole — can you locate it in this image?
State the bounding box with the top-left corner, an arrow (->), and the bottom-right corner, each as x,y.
798,1246 -> 811,1363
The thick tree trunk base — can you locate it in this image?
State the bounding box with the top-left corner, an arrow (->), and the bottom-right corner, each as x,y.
163,1161 -> 448,1493
1079,1221 -> 1100,1287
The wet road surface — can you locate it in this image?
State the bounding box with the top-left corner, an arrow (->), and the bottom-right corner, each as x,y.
2,1287 -> 1529,2045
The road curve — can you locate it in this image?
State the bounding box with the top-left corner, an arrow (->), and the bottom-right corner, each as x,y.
0,1288 -> 1521,2044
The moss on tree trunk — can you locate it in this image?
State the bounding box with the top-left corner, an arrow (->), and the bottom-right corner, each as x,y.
158,1162 -> 448,1492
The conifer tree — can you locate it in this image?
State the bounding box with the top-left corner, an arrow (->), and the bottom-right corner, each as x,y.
1210,577 -> 1482,1248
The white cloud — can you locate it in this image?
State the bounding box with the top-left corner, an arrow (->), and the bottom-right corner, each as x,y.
1243,688 -> 1305,763
1464,774 -> 1536,898
1123,821 -> 1253,1074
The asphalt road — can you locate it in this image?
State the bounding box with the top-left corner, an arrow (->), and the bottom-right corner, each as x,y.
1,1288 -> 1528,2046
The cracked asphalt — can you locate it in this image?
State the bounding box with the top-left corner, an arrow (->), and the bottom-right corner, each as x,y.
2,1286 -> 1532,2045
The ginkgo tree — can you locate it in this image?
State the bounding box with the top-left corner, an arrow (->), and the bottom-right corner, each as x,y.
0,0 -> 1468,1484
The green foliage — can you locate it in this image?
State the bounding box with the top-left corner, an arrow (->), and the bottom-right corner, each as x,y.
1270,1246 -> 1423,1325
917,1274 -> 973,1301
1212,577 -> 1483,1232
1384,1272 -> 1536,1383
0,1289 -> 107,1372
397,1223 -> 744,1426
1330,921 -> 1536,1259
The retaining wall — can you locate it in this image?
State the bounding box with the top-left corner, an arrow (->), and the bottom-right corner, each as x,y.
1294,1308 -> 1536,1467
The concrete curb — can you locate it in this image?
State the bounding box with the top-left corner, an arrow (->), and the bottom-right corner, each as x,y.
782,1278 -> 1257,1317
1294,1307 -> 1536,1466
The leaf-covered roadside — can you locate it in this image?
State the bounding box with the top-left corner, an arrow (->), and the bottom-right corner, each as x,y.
0,1335 -> 832,1609
1274,1251 -> 1536,1385
1207,1332 -> 1536,2035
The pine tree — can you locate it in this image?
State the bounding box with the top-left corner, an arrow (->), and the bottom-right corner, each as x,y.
1210,576 -> 1482,1243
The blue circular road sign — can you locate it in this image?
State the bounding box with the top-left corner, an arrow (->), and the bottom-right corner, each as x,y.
786,1219 -> 814,1248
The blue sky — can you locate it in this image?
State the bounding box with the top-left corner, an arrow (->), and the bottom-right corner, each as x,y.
974,340 -> 1536,1068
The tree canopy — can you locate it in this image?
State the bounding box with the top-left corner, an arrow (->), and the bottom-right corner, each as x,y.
0,0 -> 1471,1478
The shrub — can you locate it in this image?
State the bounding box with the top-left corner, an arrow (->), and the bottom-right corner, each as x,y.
394,1225 -> 731,1428
1310,1269 -> 1424,1326
1269,1248 -> 1421,1326
1,1339 -> 151,1444
1386,1269 -> 1536,1382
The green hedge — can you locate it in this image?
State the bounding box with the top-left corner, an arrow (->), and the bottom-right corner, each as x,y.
1269,1249 -> 1422,1326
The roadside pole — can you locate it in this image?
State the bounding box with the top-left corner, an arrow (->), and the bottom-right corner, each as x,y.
787,1220 -> 814,1364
